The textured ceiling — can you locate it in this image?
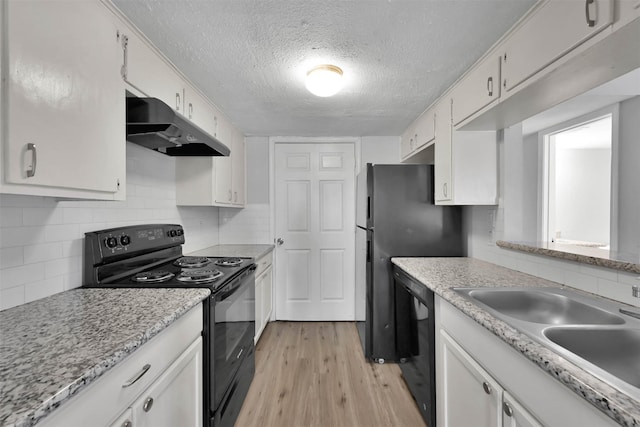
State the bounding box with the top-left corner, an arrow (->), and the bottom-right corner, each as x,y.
112,0 -> 536,137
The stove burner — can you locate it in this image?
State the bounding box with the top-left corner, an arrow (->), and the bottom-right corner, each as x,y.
174,256 -> 211,268
132,270 -> 175,283
176,269 -> 224,284
215,257 -> 244,267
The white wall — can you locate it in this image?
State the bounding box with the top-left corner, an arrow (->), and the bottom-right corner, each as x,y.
466,97 -> 640,307
0,143 -> 220,310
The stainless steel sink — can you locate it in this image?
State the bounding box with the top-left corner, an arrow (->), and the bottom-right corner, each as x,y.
544,327 -> 640,389
459,288 -> 625,325
453,286 -> 640,398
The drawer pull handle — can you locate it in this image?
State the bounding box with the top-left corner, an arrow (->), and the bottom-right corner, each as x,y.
122,363 -> 151,388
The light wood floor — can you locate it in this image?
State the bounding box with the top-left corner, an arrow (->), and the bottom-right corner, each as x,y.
236,322 -> 427,427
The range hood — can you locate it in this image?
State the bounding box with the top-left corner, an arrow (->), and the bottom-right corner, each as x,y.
126,97 -> 230,157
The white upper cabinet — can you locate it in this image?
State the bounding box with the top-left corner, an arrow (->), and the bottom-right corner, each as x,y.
214,116 -> 234,205
434,99 -> 453,203
401,107 -> 435,161
124,30 -> 185,112
400,125 -> 415,160
1,0 -> 125,199
434,97 -> 498,206
615,0 -> 640,28
452,55 -> 501,127
232,129 -> 246,207
501,0 -> 614,95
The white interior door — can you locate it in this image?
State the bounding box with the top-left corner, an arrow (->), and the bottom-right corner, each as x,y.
274,143 -> 355,321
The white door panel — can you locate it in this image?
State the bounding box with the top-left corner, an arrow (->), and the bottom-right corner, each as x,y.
275,143 -> 355,321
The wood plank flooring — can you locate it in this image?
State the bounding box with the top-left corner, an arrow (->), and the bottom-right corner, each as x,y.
236,322 -> 427,427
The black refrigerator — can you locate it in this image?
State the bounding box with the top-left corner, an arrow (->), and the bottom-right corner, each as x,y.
355,163 -> 463,363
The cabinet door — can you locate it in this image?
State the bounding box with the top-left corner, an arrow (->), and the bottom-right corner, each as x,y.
400,126 -> 415,159
4,0 -> 124,194
502,391 -> 544,427
262,266 -> 273,326
184,86 -> 217,137
440,330 -> 503,427
434,99 -> 453,203
254,272 -> 264,343
452,55 -> 501,127
232,129 -> 246,206
414,109 -> 436,149
125,31 -> 184,112
132,337 -> 203,427
502,0 -> 613,93
214,117 -> 233,205
109,409 -> 133,427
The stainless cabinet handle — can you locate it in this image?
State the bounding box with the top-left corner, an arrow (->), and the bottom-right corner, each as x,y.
26,143 -> 37,178
503,402 -> 513,417
487,76 -> 493,97
176,93 -> 181,111
122,421 -> 132,427
143,397 -> 154,412
214,116 -> 218,137
585,0 -> 596,27
443,182 -> 448,198
122,363 -> 151,388
228,190 -> 232,201
188,102 -> 193,119
234,191 -> 238,202
482,381 -> 491,394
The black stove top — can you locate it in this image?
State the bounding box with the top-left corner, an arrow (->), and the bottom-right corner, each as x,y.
82,224 -> 255,291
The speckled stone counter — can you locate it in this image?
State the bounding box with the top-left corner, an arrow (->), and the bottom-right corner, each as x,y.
497,240 -> 640,274
0,287 -> 210,427
391,257 -> 640,427
188,244 -> 274,260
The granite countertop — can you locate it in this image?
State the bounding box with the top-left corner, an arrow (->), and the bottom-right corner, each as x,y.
496,240 -> 640,274
188,244 -> 274,260
0,287 -> 210,427
391,257 -> 640,427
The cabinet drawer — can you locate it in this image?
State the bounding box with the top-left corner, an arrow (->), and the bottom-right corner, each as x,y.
38,304 -> 203,427
255,251 -> 273,278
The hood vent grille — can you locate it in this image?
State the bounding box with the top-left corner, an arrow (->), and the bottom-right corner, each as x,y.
126,97 -> 230,157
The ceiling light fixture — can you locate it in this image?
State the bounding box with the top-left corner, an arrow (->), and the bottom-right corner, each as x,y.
305,64 -> 344,97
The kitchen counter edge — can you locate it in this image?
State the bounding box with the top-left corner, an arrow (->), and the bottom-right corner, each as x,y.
0,287 -> 211,427
391,256 -> 640,427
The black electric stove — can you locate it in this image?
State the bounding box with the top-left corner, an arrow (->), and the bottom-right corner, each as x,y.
83,224 -> 256,427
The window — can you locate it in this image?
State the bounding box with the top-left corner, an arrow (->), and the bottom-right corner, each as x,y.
542,110 -> 615,249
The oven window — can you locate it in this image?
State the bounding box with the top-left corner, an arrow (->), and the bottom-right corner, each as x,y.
213,276 -> 255,408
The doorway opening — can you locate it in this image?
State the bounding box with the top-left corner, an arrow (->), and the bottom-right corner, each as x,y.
543,114 -> 613,249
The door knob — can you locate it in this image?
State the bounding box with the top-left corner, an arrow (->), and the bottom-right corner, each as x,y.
276,238 -> 284,246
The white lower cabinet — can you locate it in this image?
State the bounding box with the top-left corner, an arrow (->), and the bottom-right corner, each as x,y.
254,251 -> 274,343
129,338 -> 202,427
440,330 -> 540,427
39,304 -> 203,427
436,296 -> 617,427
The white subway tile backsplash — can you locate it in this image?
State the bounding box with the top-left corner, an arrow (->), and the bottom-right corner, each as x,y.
23,207 -> 64,226
0,144 -> 221,310
45,224 -> 80,243
0,207 -> 23,227
0,247 -> 23,269
62,208 -> 93,224
564,270 -> 599,293
0,227 -> 46,248
1,263 -> 46,289
24,242 -> 63,264
25,276 -> 64,302
0,286 -> 25,310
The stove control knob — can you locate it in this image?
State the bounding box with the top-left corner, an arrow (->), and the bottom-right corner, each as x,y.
120,235 -> 131,246
105,237 -> 118,249
168,229 -> 177,237
176,229 -> 184,236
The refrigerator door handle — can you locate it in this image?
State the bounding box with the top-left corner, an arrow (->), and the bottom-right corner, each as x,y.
367,196 -> 371,220
366,240 -> 371,262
